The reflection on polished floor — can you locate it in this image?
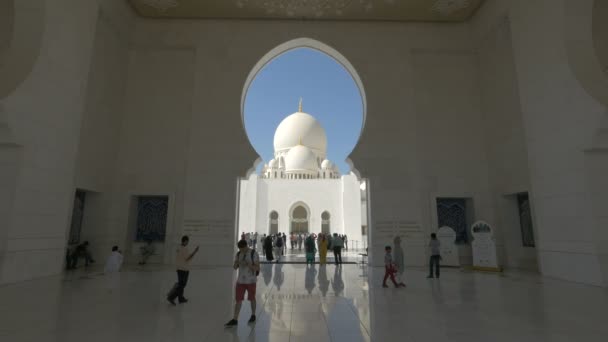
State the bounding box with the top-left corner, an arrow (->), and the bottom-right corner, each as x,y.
1,263 -> 607,342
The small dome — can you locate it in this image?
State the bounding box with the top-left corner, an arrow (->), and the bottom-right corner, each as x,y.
321,159 -> 333,169
268,159 -> 277,168
285,145 -> 318,172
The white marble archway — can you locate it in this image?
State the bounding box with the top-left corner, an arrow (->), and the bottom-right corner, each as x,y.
0,0 -> 45,99
289,201 -> 311,234
239,37 -> 367,176
563,0 -> 608,110
0,0 -> 45,284
564,0 -> 608,287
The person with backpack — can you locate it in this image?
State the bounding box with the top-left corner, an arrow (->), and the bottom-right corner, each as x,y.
274,234 -> 284,263
225,239 -> 260,328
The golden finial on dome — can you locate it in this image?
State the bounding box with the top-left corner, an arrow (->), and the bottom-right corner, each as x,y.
298,98 -> 303,112
298,136 -> 303,145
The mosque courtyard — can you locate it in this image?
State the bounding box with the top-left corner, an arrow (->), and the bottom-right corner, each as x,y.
1,257 -> 606,342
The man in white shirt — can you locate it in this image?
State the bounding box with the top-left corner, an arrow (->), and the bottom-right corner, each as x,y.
167,235 -> 199,305
427,233 -> 441,279
104,245 -> 123,292
225,239 -> 260,327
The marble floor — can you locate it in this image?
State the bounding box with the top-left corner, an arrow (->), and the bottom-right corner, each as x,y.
0,264 -> 607,342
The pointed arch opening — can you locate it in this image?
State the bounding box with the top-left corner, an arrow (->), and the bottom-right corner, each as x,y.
290,202 -> 310,234
321,211 -> 331,234
269,211 -> 279,235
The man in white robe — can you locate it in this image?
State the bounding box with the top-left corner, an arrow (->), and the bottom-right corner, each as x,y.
104,246 -> 124,291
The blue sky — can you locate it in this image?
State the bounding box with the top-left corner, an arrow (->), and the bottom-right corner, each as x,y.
244,48 -> 363,174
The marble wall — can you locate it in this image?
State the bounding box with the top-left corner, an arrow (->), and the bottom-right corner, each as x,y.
1,0 -> 101,283
474,13 -> 537,271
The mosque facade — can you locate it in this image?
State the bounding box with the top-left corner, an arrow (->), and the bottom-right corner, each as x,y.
238,104 -> 365,246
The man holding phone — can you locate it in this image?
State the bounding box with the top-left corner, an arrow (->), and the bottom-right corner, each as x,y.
167,235 -> 199,305
225,239 -> 260,327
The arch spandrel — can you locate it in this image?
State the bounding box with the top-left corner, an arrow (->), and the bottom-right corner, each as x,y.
0,0 -> 45,99
564,0 -> 608,110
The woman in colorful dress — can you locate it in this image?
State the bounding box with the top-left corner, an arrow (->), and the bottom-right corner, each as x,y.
318,234 -> 328,265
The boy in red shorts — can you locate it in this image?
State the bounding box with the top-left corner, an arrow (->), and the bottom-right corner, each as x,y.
225,239 -> 260,327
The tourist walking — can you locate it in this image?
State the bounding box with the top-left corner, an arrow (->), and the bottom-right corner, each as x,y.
331,233 -> 343,265
382,246 -> 401,288
167,235 -> 199,305
253,232 -> 258,249
344,235 -> 348,250
318,234 -> 328,265
393,236 -> 406,287
225,240 -> 260,327
427,233 -> 441,278
297,234 -> 303,250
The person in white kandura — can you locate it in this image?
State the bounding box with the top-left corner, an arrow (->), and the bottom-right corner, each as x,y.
104,245 -> 123,292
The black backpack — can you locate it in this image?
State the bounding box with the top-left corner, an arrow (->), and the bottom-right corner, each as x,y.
237,249 -> 259,276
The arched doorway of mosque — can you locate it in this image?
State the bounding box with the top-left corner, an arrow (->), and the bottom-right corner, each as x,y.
291,205 -> 309,234
321,211 -> 331,234
269,211 -> 279,235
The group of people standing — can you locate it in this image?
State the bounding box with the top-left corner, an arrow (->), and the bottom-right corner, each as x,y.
289,233 -> 349,251
303,233 -> 345,265
261,233 -> 286,262
241,232 -> 259,249
254,232 -> 347,265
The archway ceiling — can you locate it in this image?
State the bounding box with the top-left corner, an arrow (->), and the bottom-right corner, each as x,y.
128,0 -> 484,22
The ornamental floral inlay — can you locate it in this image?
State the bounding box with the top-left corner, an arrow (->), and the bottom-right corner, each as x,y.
140,0 -> 179,12
432,0 -> 471,15
235,0 -> 376,17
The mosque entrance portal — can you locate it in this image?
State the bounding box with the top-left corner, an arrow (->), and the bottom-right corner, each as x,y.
291,205 -> 309,234
321,211 -> 331,234
269,211 -> 279,235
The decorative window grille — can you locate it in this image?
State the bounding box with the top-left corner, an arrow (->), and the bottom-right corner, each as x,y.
135,196 -> 168,241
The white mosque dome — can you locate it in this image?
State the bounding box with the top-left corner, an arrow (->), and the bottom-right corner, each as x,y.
285,144 -> 318,172
273,111 -> 327,154
321,159 -> 333,169
268,158 -> 277,168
